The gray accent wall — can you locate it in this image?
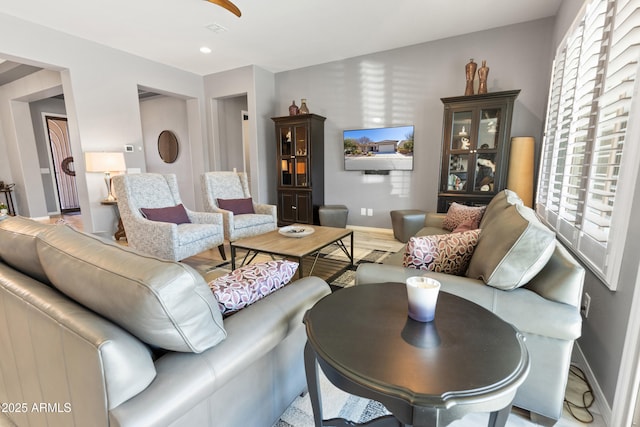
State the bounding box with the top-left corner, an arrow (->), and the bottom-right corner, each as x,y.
274,18 -> 555,229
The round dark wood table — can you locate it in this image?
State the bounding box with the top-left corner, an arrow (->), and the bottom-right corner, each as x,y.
303,282 -> 530,427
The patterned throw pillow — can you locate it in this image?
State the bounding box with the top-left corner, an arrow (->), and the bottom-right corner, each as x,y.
441,203 -> 486,231
402,230 -> 481,275
452,218 -> 478,233
209,260 -> 299,315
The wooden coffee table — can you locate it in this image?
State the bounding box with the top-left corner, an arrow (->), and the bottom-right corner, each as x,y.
229,225 -> 353,279
303,282 -> 530,427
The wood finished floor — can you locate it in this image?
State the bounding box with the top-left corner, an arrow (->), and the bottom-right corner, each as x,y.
35,214 -> 607,427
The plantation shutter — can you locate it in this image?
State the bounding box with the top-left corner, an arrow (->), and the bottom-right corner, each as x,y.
536,0 -> 640,288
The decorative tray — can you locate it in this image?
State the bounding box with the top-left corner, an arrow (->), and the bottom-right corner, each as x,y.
278,225 -> 315,238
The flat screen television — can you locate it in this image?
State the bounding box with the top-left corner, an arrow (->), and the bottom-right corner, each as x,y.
343,125 -> 414,171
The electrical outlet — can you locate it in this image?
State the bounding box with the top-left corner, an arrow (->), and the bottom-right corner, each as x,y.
360,208 -> 366,216
367,208 -> 373,216
581,293 -> 591,318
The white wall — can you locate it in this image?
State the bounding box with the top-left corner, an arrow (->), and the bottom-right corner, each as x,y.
0,69 -> 62,218
0,13 -> 207,233
203,65 -> 276,205
140,95 -> 196,208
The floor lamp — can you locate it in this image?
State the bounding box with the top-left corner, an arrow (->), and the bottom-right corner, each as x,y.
85,152 -> 126,202
507,137 -> 535,208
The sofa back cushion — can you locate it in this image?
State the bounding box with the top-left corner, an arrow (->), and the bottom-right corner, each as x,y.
36,224 -> 226,353
479,189 -> 523,229
0,216 -> 52,284
467,203 -> 556,290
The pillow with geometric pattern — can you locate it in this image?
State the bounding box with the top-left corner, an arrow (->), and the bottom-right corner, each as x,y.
208,260 -> 298,316
402,229 -> 481,276
442,202 -> 486,231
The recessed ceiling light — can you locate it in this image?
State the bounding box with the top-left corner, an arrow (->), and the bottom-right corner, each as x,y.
200,46 -> 212,54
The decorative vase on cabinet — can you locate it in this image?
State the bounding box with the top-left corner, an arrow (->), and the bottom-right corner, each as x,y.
272,113 -> 326,225
438,90 -> 520,212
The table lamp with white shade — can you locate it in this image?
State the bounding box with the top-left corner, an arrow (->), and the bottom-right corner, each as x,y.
85,152 -> 126,202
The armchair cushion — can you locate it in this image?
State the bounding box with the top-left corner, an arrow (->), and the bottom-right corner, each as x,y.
209,260 -> 299,315
140,204 -> 191,224
441,203 -> 485,231
403,229 -> 480,275
217,197 -> 255,215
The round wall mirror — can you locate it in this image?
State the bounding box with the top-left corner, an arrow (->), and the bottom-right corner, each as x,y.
158,130 -> 179,163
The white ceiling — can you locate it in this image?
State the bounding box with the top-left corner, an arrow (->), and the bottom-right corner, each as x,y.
0,0 -> 563,76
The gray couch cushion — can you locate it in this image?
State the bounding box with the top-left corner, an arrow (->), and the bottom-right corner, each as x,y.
0,216 -> 52,284
467,204 -> 556,290
36,224 -> 226,353
479,189 -> 523,229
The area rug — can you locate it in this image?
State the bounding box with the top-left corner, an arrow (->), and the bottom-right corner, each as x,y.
184,245 -> 396,288
273,370 -> 391,427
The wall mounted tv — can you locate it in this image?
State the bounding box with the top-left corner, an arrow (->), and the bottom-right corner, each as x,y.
343,125 -> 414,171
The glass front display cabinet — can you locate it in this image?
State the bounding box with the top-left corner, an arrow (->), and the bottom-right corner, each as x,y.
438,90 -> 520,212
273,113 -> 326,225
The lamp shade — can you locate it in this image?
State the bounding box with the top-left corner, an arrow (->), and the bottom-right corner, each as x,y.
507,137 -> 534,207
85,152 -> 126,173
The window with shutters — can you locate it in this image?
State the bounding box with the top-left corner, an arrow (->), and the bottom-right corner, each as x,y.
536,0 -> 640,290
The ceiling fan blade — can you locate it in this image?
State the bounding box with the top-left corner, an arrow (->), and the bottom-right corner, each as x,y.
207,0 -> 242,17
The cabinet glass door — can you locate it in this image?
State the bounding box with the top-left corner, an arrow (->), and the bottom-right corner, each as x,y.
280,127 -> 293,156
294,125 -> 308,156
294,125 -> 308,187
295,158 -> 308,187
451,111 -> 473,150
474,107 -> 501,192
474,152 -> 497,192
447,154 -> 469,191
281,158 -> 293,186
477,108 -> 501,149
279,126 -> 293,187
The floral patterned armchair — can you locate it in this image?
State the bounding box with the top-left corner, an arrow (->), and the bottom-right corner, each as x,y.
201,172 -> 277,258
113,173 -> 224,261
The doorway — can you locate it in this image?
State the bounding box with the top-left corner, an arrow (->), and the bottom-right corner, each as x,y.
45,116 -> 79,213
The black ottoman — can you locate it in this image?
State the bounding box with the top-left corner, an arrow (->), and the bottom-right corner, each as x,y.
319,205 -> 349,228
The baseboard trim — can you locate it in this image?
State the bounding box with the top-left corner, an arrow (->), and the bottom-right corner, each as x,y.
346,225 -> 394,235
574,342 -> 611,425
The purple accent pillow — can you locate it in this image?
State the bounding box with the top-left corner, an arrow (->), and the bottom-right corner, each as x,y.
217,197 -> 255,215
442,203 -> 486,231
208,260 -> 298,315
402,229 -> 481,276
140,204 -> 191,224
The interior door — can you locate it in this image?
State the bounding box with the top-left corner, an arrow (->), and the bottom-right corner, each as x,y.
45,116 -> 79,213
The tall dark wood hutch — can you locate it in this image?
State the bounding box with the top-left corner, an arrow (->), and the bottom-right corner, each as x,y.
272,113 -> 326,225
438,90 -> 520,212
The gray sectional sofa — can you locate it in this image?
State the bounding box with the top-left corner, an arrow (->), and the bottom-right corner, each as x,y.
356,190 -> 585,426
0,216 -> 330,427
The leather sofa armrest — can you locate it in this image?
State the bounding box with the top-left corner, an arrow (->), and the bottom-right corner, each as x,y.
109,276 -> 330,427
524,242 -> 585,308
424,212 -> 446,228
